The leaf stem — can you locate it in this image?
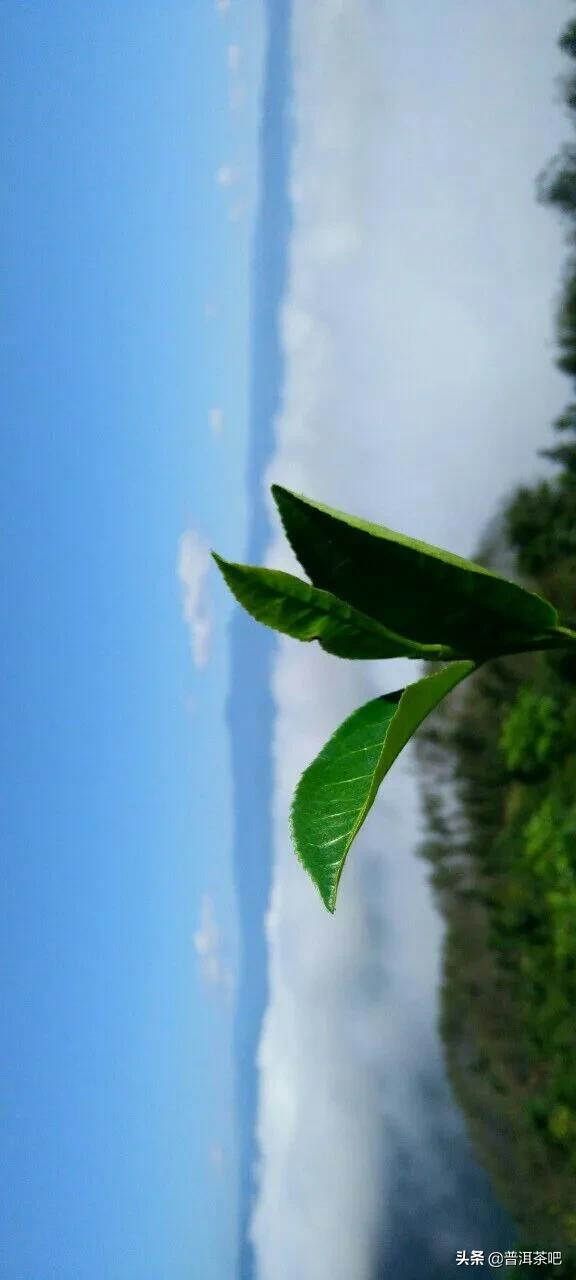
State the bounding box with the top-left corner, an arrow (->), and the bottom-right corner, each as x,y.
549,624 -> 576,647
421,626 -> 576,663
479,626 -> 576,660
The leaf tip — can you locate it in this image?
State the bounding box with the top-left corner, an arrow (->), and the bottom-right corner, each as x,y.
289,794 -> 339,913
211,552 -> 239,601
316,880 -> 338,914
271,482 -> 303,510
271,483 -> 289,519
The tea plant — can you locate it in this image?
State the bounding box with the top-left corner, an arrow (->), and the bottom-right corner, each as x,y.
214,485 -> 576,912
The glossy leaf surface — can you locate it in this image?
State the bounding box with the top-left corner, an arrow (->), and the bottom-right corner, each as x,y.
212,554 -> 456,660
272,485 -> 558,655
291,661 -> 475,912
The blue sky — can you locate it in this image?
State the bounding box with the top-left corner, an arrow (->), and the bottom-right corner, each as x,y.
2,3 -> 265,1277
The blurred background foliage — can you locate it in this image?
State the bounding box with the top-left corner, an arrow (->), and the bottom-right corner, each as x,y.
415,12 -> 576,1272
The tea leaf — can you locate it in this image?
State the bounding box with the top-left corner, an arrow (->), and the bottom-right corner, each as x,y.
291,661 -> 476,911
212,554 -> 456,660
272,485 -> 558,656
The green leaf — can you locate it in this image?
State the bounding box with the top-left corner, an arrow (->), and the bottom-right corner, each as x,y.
212,553 -> 457,660
291,661 -> 475,912
272,485 -> 558,656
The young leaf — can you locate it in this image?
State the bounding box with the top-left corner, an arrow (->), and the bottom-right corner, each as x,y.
212,553 -> 457,660
291,660 -> 475,912
272,485 -> 558,656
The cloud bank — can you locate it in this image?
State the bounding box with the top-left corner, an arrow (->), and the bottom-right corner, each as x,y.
250,2 -> 567,1278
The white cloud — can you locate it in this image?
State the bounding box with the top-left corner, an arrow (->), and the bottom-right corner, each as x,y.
209,1142 -> 225,1173
215,0 -> 231,11
193,894 -> 221,982
229,82 -> 247,112
193,894 -> 234,994
228,201 -> 247,224
227,45 -> 246,112
209,406 -> 224,436
227,43 -> 242,73
216,164 -> 236,188
177,530 -> 212,668
250,1 -> 568,1277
